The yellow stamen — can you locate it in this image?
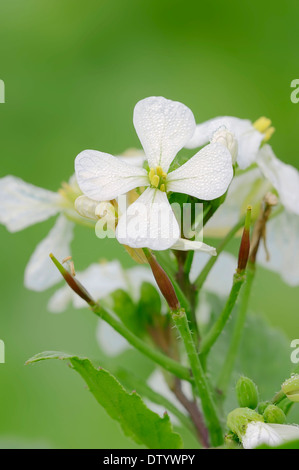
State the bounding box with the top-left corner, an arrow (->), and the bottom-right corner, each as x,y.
263,126 -> 275,142
149,168 -> 156,180
151,174 -> 160,188
253,116 -> 272,133
148,166 -> 167,190
156,166 -> 164,176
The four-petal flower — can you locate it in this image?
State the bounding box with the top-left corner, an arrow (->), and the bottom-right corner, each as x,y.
75,96 -> 234,251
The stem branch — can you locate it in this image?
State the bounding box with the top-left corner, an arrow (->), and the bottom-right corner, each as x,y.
200,272 -> 246,356
217,263 -> 255,395
92,304 -> 192,383
172,308 -> 223,447
194,217 -> 245,291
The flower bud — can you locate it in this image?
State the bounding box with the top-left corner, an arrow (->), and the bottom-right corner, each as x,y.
281,374 -> 299,402
263,404 -> 286,424
50,253 -> 95,306
143,249 -> 180,311
236,376 -> 258,409
211,127 -> 238,164
227,407 -> 264,441
237,206 -> 251,273
258,401 -> 271,414
75,195 -> 99,220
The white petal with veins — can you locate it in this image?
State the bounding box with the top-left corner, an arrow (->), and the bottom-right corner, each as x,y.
133,96 -> 196,172
116,187 -> 180,250
0,175 -> 60,232
171,238 -> 217,255
257,211 -> 299,286
167,143 -> 233,200
257,144 -> 299,215
75,150 -> 148,201
24,215 -> 74,291
242,422 -> 299,449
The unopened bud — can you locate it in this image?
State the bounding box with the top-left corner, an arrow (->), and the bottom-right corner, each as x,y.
50,253 -> 95,306
281,374 -> 299,402
143,249 -> 180,311
237,206 -> 251,273
75,195 -> 99,220
211,127 -> 238,164
236,376 -> 258,409
258,401 -> 271,414
263,404 -> 286,424
227,408 -> 264,441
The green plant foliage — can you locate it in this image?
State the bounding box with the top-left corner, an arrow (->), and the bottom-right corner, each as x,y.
26,351 -> 183,449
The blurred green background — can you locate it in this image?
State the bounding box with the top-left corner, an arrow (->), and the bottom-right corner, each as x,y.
0,0 -> 298,448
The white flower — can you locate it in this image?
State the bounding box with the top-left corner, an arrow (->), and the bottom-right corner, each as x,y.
257,144 -> 299,215
203,145 -> 299,285
242,421 -> 299,449
257,211 -> 299,286
186,116 -> 274,169
0,175 -> 83,291
75,96 -> 233,252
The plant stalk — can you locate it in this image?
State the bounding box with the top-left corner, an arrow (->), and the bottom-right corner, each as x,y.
172,308 -> 223,447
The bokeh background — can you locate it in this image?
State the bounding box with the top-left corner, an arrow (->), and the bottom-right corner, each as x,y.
0,0 -> 298,448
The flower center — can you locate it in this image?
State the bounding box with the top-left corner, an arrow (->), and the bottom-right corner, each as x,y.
253,116 -> 275,142
148,166 -> 167,192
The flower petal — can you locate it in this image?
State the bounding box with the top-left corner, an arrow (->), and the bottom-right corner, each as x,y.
96,320 -> 129,356
257,145 -> 299,215
47,285 -> 72,313
257,211 -> 299,286
242,422 -> 299,449
190,251 -> 237,296
75,150 -> 148,201
204,168 -> 266,237
185,116 -> 264,169
116,187 -> 180,250
126,265 -> 158,300
242,422 -> 282,449
171,238 -> 217,255
133,96 -> 196,172
24,215 -> 74,291
0,176 -> 60,232
268,423 -> 299,443
72,261 -> 127,308
167,143 -> 233,200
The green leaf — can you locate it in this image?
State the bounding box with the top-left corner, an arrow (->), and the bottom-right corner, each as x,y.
26,351 -> 183,449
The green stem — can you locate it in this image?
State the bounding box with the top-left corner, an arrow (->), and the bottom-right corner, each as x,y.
194,217 -> 245,291
184,250 -> 194,276
92,304 -> 192,383
172,308 -> 223,447
217,263 -> 256,395
200,271 -> 246,356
